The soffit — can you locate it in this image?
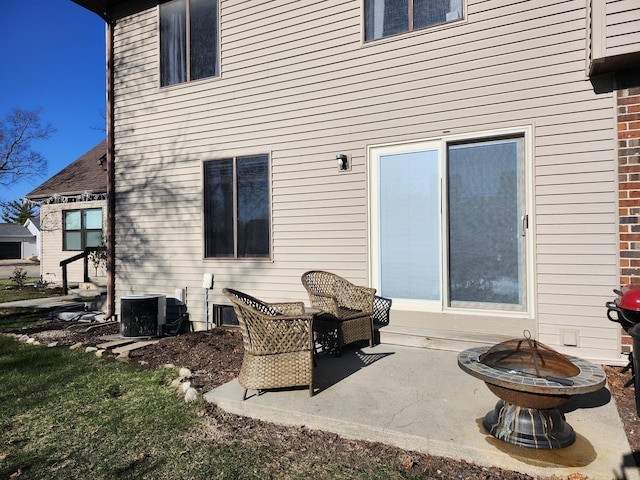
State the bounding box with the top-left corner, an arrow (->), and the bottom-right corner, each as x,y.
70,0 -> 141,21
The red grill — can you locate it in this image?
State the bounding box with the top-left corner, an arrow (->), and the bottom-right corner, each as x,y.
606,285 -> 639,415
606,285 -> 640,328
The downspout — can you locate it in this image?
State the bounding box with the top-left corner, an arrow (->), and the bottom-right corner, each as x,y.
71,2 -> 115,318
105,17 -> 116,319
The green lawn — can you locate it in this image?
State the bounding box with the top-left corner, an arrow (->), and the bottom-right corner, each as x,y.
0,336 -> 200,479
0,278 -> 69,331
0,307 -> 58,331
0,278 -> 39,287
0,336 -> 419,479
0,278 -> 60,304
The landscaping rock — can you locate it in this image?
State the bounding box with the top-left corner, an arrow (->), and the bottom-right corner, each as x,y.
184,387 -> 198,403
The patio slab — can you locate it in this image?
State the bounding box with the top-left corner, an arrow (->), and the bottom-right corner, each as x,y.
204,344 -> 638,480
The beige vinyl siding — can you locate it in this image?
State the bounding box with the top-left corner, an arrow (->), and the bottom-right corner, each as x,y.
111,0 -> 619,360
590,0 -> 640,70
604,0 -> 640,53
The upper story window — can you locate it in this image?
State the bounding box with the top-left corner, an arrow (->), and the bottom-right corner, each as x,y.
160,0 -> 219,87
364,0 -> 463,41
204,154 -> 271,259
63,208 -> 103,251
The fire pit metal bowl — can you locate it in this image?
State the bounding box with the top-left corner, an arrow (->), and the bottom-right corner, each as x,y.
457,340 -> 606,450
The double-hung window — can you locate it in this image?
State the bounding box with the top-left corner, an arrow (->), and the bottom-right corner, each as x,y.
371,133 -> 528,313
204,154 -> 271,259
63,208 -> 103,251
160,0 -> 219,87
364,0 -> 463,41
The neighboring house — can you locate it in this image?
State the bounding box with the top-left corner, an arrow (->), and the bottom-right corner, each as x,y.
0,223 -> 37,260
25,141 -> 107,286
23,216 -> 41,260
72,0 -> 640,364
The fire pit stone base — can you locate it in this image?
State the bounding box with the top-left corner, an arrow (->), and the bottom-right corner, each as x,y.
458,344 -> 606,450
483,400 -> 575,449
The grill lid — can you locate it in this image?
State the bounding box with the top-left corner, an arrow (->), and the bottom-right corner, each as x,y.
479,330 -> 579,379
618,285 -> 640,312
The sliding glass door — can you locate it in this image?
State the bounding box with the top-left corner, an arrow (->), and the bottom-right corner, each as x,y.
379,147 -> 440,300
372,134 -> 527,312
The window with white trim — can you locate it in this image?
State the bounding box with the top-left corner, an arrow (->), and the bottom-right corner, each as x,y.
63,208 -> 103,251
364,0 -> 463,41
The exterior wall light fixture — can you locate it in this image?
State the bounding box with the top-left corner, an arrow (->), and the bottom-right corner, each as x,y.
336,154 -> 350,171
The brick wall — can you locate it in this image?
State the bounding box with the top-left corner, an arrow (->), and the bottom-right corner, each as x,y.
617,70 -> 640,354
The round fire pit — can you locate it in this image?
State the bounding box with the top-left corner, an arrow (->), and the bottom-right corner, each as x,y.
458,336 -> 606,449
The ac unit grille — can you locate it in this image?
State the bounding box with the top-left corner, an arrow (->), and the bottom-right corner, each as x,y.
120,295 -> 166,338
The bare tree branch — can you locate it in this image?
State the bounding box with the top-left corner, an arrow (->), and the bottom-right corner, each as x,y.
90,108 -> 107,134
0,107 -> 55,188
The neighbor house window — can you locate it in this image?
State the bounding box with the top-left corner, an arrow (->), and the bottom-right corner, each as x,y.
204,154 -> 270,258
371,134 -> 528,312
63,208 -> 103,251
364,0 -> 463,41
160,0 -> 219,87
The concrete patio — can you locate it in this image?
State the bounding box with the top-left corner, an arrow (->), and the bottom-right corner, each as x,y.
204,344 -> 639,480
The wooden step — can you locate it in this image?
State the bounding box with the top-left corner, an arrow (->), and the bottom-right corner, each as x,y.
97,338 -> 135,349
112,340 -> 159,355
96,335 -> 160,354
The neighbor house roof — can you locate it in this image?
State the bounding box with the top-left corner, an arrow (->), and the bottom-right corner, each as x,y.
23,215 -> 40,235
0,224 -> 33,237
26,140 -> 107,202
24,215 -> 40,231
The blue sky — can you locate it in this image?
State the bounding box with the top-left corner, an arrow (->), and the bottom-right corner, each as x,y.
0,0 -> 107,204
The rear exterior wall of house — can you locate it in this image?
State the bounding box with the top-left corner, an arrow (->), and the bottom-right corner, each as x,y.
109,0 -> 624,363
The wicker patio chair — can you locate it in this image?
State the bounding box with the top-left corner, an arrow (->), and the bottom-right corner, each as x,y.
372,295 -> 392,345
300,271 -> 376,354
222,288 -> 315,400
